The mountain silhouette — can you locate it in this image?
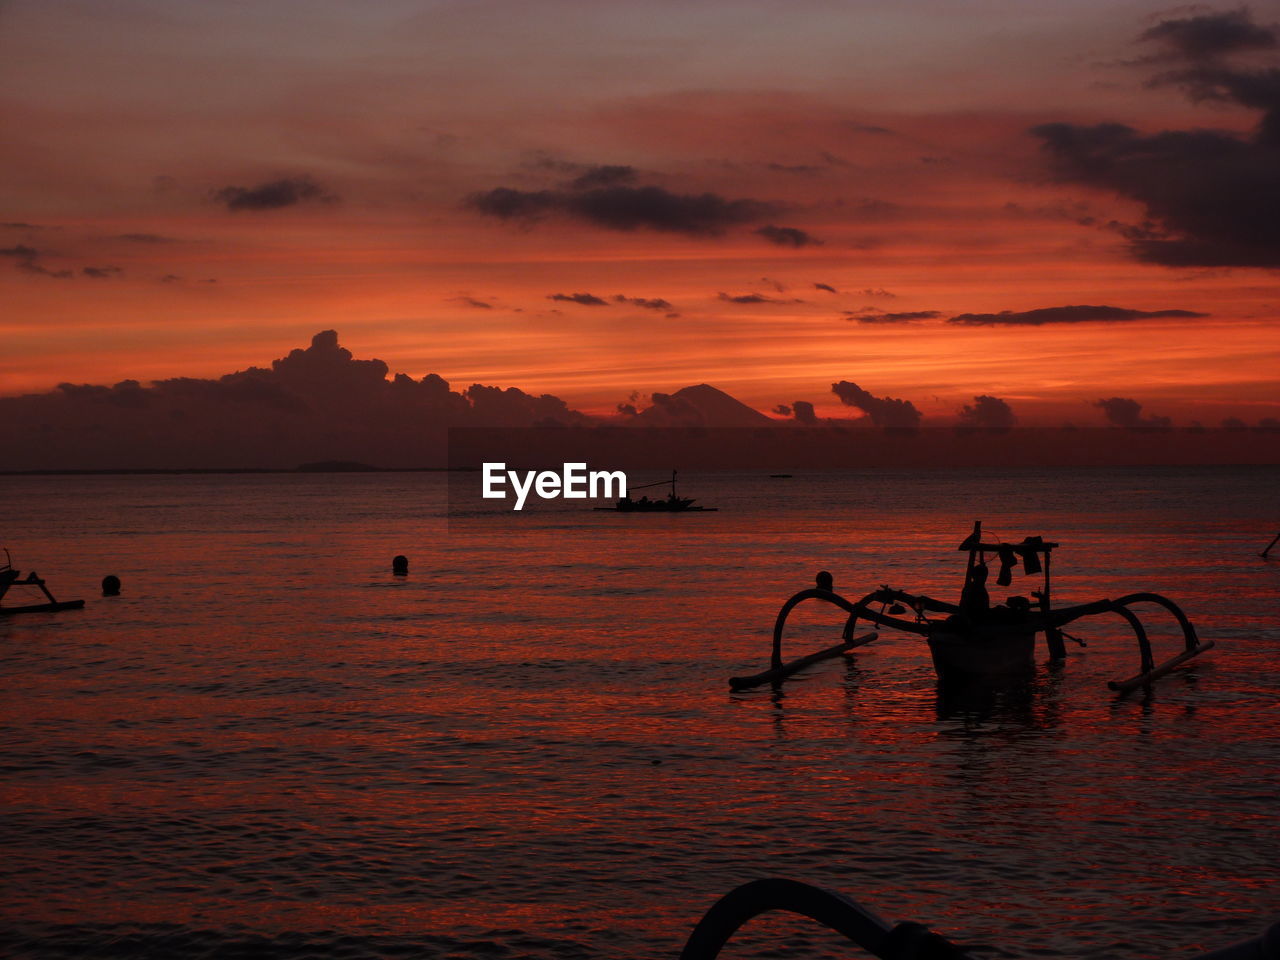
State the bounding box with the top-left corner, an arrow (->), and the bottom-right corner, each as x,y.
631,383 -> 776,427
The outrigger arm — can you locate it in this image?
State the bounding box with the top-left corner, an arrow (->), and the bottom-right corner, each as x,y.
729,585 -> 934,691
679,877 -> 1280,960
680,878 -> 975,960
1045,592 -> 1215,693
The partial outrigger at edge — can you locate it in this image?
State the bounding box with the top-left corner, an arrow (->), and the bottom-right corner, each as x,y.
0,548 -> 85,616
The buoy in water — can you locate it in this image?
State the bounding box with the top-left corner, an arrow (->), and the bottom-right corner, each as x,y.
816,570 -> 834,592
102,575 -> 121,596
392,555 -> 409,576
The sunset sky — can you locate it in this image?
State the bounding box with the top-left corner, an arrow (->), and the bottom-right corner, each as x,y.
3,0 -> 1278,427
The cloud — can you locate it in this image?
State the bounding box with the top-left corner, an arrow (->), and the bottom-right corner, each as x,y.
771,401 -> 818,424
791,400 -> 818,425
1032,10 -> 1280,267
0,330 -> 593,470
1139,10 -> 1277,61
831,380 -> 921,429
4,244 -> 72,279
755,224 -> 822,247
450,296 -> 494,309
1095,396 -> 1172,429
766,162 -> 823,175
82,265 -> 123,278
1034,119 -> 1280,265
848,310 -> 940,324
813,282 -> 838,293
859,288 -> 897,298
213,176 -> 334,212
568,165 -> 637,190
947,304 -> 1206,325
548,292 -> 609,306
158,274 -> 217,284
464,383 -> 583,427
466,182 -> 774,236
17,262 -> 73,279
958,395 -> 1017,429
717,291 -> 802,304
115,233 -> 178,243
613,294 -> 672,310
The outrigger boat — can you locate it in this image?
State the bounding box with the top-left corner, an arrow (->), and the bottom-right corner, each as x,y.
730,521 -> 1213,694
595,470 -> 718,512
0,548 -> 85,616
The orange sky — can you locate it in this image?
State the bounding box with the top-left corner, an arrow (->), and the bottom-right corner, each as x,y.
2,0 -> 1278,427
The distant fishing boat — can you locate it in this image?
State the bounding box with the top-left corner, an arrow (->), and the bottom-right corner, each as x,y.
0,548 -> 85,615
594,470 -> 718,512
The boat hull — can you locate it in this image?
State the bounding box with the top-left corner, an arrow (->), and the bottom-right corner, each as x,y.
926,627 -> 1036,678
594,504 -> 717,512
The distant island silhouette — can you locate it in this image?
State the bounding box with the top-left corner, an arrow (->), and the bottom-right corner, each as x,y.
2,330 -> 1277,471
294,460 -> 382,473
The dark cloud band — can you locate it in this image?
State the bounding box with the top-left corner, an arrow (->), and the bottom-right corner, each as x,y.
947,304 -> 1206,325
467,183 -> 774,236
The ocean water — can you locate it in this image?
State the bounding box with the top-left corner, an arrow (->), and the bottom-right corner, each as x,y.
1,467 -> 1277,960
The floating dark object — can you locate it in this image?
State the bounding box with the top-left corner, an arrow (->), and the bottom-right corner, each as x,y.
594,470 -> 718,512
769,473 -> 793,478
731,521 -> 1214,694
679,877 -> 1280,960
392,555 -> 409,576
101,575 -> 121,596
0,549 -> 85,616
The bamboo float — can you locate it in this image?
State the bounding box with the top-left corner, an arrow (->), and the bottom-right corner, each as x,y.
0,600 -> 86,615
1262,531 -> 1280,558
1108,638 -> 1218,694
729,631 -> 878,690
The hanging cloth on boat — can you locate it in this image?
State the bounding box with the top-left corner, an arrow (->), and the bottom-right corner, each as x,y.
996,546 -> 1017,586
1018,536 -> 1044,575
